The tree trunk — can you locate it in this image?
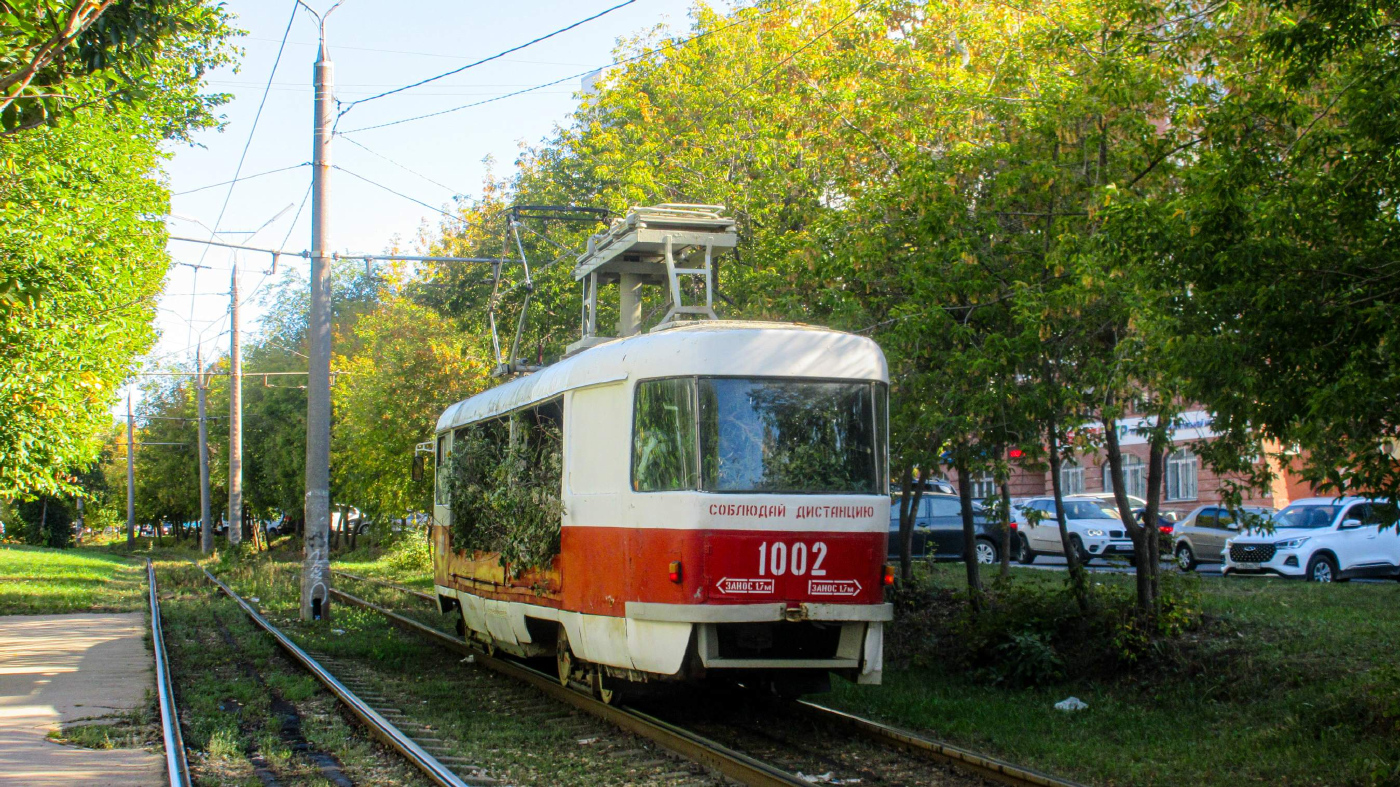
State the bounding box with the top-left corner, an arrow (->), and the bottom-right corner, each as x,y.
955,456 -> 983,608
897,464 -> 925,583
1103,412 -> 1152,615
901,462 -> 912,579
1048,419 -> 1089,612
1145,442 -> 1167,608
999,476 -> 1013,580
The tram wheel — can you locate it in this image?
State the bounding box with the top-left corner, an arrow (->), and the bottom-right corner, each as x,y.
591,669 -> 624,706
556,628 -> 574,688
454,614 -> 465,639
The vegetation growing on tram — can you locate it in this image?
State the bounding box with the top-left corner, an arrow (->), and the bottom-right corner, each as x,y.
443,406 -> 563,574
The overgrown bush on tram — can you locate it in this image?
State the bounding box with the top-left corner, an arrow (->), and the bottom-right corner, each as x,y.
441,399 -> 563,574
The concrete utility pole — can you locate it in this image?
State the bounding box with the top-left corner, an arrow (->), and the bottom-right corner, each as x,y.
302,5 -> 336,621
126,391 -> 134,548
228,262 -> 243,547
197,349 -> 213,553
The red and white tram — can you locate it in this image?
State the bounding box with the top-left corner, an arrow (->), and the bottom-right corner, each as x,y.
431,320 -> 891,698
431,205 -> 890,699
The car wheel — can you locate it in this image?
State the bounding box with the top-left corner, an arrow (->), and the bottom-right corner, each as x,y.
1016,535 -> 1036,564
975,539 -> 998,565
1176,543 -> 1197,572
1070,536 -> 1092,566
1306,553 -> 1338,583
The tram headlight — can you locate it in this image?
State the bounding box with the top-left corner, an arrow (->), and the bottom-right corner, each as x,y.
668,560 -> 683,583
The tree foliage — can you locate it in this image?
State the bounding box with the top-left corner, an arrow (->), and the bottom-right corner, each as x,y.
0,0 -> 231,501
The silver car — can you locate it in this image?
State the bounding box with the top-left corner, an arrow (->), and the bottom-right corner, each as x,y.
1173,504 -> 1275,571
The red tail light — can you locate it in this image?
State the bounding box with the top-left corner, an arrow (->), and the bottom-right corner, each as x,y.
882,564 -> 895,586
668,561 -> 683,583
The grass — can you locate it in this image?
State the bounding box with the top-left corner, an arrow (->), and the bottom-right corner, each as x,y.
0,543 -> 146,614
331,537 -> 435,591
47,705 -> 159,750
820,563 -> 1400,787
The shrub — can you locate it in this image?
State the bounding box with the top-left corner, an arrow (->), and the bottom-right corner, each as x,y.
383,531 -> 432,574
442,418 -> 563,574
889,570 -> 1203,687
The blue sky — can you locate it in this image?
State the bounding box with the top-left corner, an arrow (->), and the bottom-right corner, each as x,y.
148,0 -> 702,382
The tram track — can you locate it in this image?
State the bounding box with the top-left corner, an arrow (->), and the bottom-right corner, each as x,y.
328,569 -> 1086,787
202,565 -> 728,787
148,559 -> 192,787
198,566 -> 480,787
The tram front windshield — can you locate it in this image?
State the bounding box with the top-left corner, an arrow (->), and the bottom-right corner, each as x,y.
632,377 -> 886,495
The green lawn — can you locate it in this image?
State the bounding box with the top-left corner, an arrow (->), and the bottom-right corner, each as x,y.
331,538 -> 435,590
0,544 -> 146,615
821,564 -> 1400,786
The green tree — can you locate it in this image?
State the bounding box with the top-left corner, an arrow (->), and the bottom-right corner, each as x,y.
0,0 -> 232,500
1105,0 -> 1400,504
0,0 -> 231,135
331,296 -> 489,527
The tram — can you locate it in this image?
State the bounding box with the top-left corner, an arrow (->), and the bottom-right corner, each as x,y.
429,206 -> 892,700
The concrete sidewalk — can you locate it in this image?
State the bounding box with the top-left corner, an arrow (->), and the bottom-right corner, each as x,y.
0,613 -> 164,786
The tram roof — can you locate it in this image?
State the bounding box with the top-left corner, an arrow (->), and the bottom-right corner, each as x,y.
436,321 -> 887,433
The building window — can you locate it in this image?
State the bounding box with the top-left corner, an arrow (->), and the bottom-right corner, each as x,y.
971,472 -> 997,501
1166,450 -> 1199,501
1103,454 -> 1147,500
1060,459 -> 1085,495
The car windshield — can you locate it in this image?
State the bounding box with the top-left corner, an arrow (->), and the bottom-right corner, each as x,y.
1061,501 -> 1116,520
1274,504 -> 1340,529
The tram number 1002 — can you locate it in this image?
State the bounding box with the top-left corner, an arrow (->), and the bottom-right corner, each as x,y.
756,541 -> 828,577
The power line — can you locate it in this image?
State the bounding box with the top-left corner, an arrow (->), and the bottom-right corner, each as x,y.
172,163 -> 309,196
332,165 -> 464,223
339,0 -> 809,135
337,135 -> 460,195
337,0 -> 636,115
243,36 -> 596,66
191,0 -> 300,356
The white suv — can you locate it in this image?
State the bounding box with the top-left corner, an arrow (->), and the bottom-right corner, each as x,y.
1222,496 -> 1400,582
1012,496 -> 1135,565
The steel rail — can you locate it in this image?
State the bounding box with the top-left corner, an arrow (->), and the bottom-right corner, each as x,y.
789,700 -> 1086,787
346,571 -> 1086,787
329,586 -> 809,787
147,560 -> 191,787
330,569 -> 435,602
198,568 -> 470,787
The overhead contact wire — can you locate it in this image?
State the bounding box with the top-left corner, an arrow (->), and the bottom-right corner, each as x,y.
340,0 -> 811,135
336,0 -> 636,115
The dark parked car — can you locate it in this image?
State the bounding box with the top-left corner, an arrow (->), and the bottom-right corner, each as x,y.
888,493 -> 1010,564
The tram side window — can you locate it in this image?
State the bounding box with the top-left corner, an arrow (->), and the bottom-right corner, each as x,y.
632,378 -> 699,492
434,433 -> 449,506
443,403 -> 563,572
515,398 -> 564,494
